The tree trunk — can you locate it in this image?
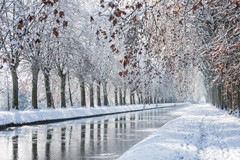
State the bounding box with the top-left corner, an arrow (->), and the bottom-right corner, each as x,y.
11,69 -> 18,110
131,90 -> 135,105
97,81 -> 101,106
119,88 -> 123,105
103,81 -> 109,106
231,80 -> 235,115
32,66 -> 40,109
60,73 -> 66,108
130,92 -> 133,105
44,73 -> 52,108
123,85 -> 126,105
150,96 -> 153,104
237,81 -> 240,114
136,90 -> 141,104
140,94 -> 143,104
67,73 -> 73,107
114,86 -> 118,106
80,81 -> 86,107
90,81 -> 94,107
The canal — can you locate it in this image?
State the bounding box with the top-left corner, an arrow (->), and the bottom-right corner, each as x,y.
0,104 -> 190,160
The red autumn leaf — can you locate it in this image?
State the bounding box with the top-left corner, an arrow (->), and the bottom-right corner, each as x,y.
3,58 -> 8,63
17,19 -> 24,29
118,72 -> 123,77
132,63 -> 137,68
121,11 -> 127,15
52,28 -> 59,37
113,19 -> 117,26
59,11 -> 64,18
110,44 -> 115,51
109,15 -> 114,21
116,49 -> 120,53
124,70 -> 128,75
102,31 -> 107,35
173,11 -> 178,16
237,43 -> 240,49
114,9 -> 122,17
53,9 -> 58,16
136,3 -> 143,10
108,2 -> 115,9
193,4 -> 198,11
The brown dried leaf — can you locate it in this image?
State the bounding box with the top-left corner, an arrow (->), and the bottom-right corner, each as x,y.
113,19 -> 117,26
59,11 -> 64,18
17,19 -> 24,29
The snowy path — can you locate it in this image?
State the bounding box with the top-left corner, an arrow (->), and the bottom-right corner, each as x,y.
118,104 -> 240,160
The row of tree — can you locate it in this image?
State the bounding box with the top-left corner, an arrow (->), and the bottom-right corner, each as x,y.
96,0 -> 239,114
0,0 -> 180,110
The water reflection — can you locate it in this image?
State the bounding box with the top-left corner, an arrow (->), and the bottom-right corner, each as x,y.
0,105 -> 187,160
12,136 -> 18,160
32,131 -> 38,160
45,129 -> 52,160
61,127 -> 66,160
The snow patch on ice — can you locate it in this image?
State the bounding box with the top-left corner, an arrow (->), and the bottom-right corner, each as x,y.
0,103 -> 180,126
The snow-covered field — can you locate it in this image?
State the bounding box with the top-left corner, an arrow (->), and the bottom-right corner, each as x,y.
118,104 -> 240,160
0,103 -> 178,127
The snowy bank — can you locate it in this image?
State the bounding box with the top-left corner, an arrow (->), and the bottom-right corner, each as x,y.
0,103 -> 179,129
118,104 -> 240,160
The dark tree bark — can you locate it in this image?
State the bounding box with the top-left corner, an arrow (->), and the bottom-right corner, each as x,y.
59,72 -> 66,108
132,91 -> 136,104
130,90 -> 135,105
97,80 -> 101,106
136,90 -> 141,104
237,81 -> 240,113
119,87 -> 123,105
80,81 -> 86,107
231,81 -> 235,115
103,81 -> 109,106
9,55 -> 19,110
43,71 -> 52,108
130,92 -> 133,105
67,72 -> 73,107
89,81 -> 94,107
140,94 -> 143,104
11,68 -> 19,110
114,86 -> 118,106
123,84 -> 126,105
32,66 -> 40,109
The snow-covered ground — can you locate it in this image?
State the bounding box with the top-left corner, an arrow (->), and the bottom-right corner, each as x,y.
118,104 -> 240,160
0,103 -> 178,127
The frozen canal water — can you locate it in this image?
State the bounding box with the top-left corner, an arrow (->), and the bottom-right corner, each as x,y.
0,104 -> 190,160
